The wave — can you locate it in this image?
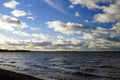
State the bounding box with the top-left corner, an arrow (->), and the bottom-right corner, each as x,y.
72,71 -> 119,80
98,65 -> 120,70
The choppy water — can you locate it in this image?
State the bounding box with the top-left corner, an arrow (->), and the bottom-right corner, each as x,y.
0,52 -> 120,80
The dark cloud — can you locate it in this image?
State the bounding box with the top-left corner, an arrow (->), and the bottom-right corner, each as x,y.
0,14 -> 26,28
33,41 -> 52,46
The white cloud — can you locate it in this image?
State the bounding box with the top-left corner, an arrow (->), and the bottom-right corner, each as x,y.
69,0 -> 120,23
13,31 -> 30,37
27,16 -> 34,20
110,22 -> 120,33
0,23 -> 14,31
82,33 -> 94,39
88,39 -> 120,50
11,10 -> 35,20
0,32 -> 120,51
32,34 -> 50,40
94,13 -> 117,23
57,35 -> 64,40
0,34 -> 8,44
46,21 -> 88,35
69,0 -> 100,9
0,14 -> 27,32
69,5 -> 74,9
93,27 -> 109,34
84,20 -> 89,23
0,34 -> 21,44
94,0 -> 120,23
12,30 -> 49,39
69,0 -> 113,9
53,38 -> 80,50
11,10 -> 27,17
30,27 -> 40,31
3,0 -> 19,9
75,12 -> 80,17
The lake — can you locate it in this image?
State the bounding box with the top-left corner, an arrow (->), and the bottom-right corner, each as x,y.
0,52 -> 120,80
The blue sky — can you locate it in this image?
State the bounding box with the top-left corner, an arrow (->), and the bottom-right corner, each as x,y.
0,0 -> 120,51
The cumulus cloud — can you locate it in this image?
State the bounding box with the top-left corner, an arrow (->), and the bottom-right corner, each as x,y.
0,14 -> 27,31
0,34 -> 51,50
30,27 -> 41,31
82,33 -> 94,39
11,10 -> 35,20
1,32 -> 120,51
6,41 -> 28,46
11,10 -> 27,17
13,31 -> 30,37
46,20 -> 119,45
94,13 -> 116,23
69,0 -> 120,23
69,0 -> 120,42
3,0 -> 19,9
70,0 -> 99,9
94,0 -> 120,23
110,23 -> 120,33
88,39 -> 120,50
69,5 -> 74,9
93,27 -> 109,34
0,34 -> 8,44
89,26 -> 120,42
94,10 -> 120,23
57,35 -> 64,40
46,21 -> 90,34
27,16 -> 34,20
69,0 -> 113,9
0,34 -> 22,45
0,33 -> 84,51
52,38 -> 82,49
32,34 -> 50,40
75,12 -> 80,17
84,20 -> 89,23
12,30 -> 50,40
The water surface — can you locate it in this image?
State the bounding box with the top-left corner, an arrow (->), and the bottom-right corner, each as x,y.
0,52 -> 119,80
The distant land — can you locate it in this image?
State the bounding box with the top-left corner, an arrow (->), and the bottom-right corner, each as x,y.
0,49 -> 30,52
0,49 -> 119,53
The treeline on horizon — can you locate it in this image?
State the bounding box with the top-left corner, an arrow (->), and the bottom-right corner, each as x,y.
0,49 -> 30,52
0,49 -> 119,53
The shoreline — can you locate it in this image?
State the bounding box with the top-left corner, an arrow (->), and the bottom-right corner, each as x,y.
0,49 -> 120,53
0,68 -> 43,80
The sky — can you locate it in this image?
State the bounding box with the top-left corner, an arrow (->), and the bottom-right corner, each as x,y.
0,0 -> 120,51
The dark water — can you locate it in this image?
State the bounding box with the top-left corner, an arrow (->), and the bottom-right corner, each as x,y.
0,52 -> 120,80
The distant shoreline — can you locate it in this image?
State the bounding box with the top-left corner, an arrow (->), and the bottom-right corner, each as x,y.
0,49 -> 30,52
0,49 -> 119,53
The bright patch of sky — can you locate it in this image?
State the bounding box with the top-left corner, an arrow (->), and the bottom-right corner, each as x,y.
0,0 -> 120,51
